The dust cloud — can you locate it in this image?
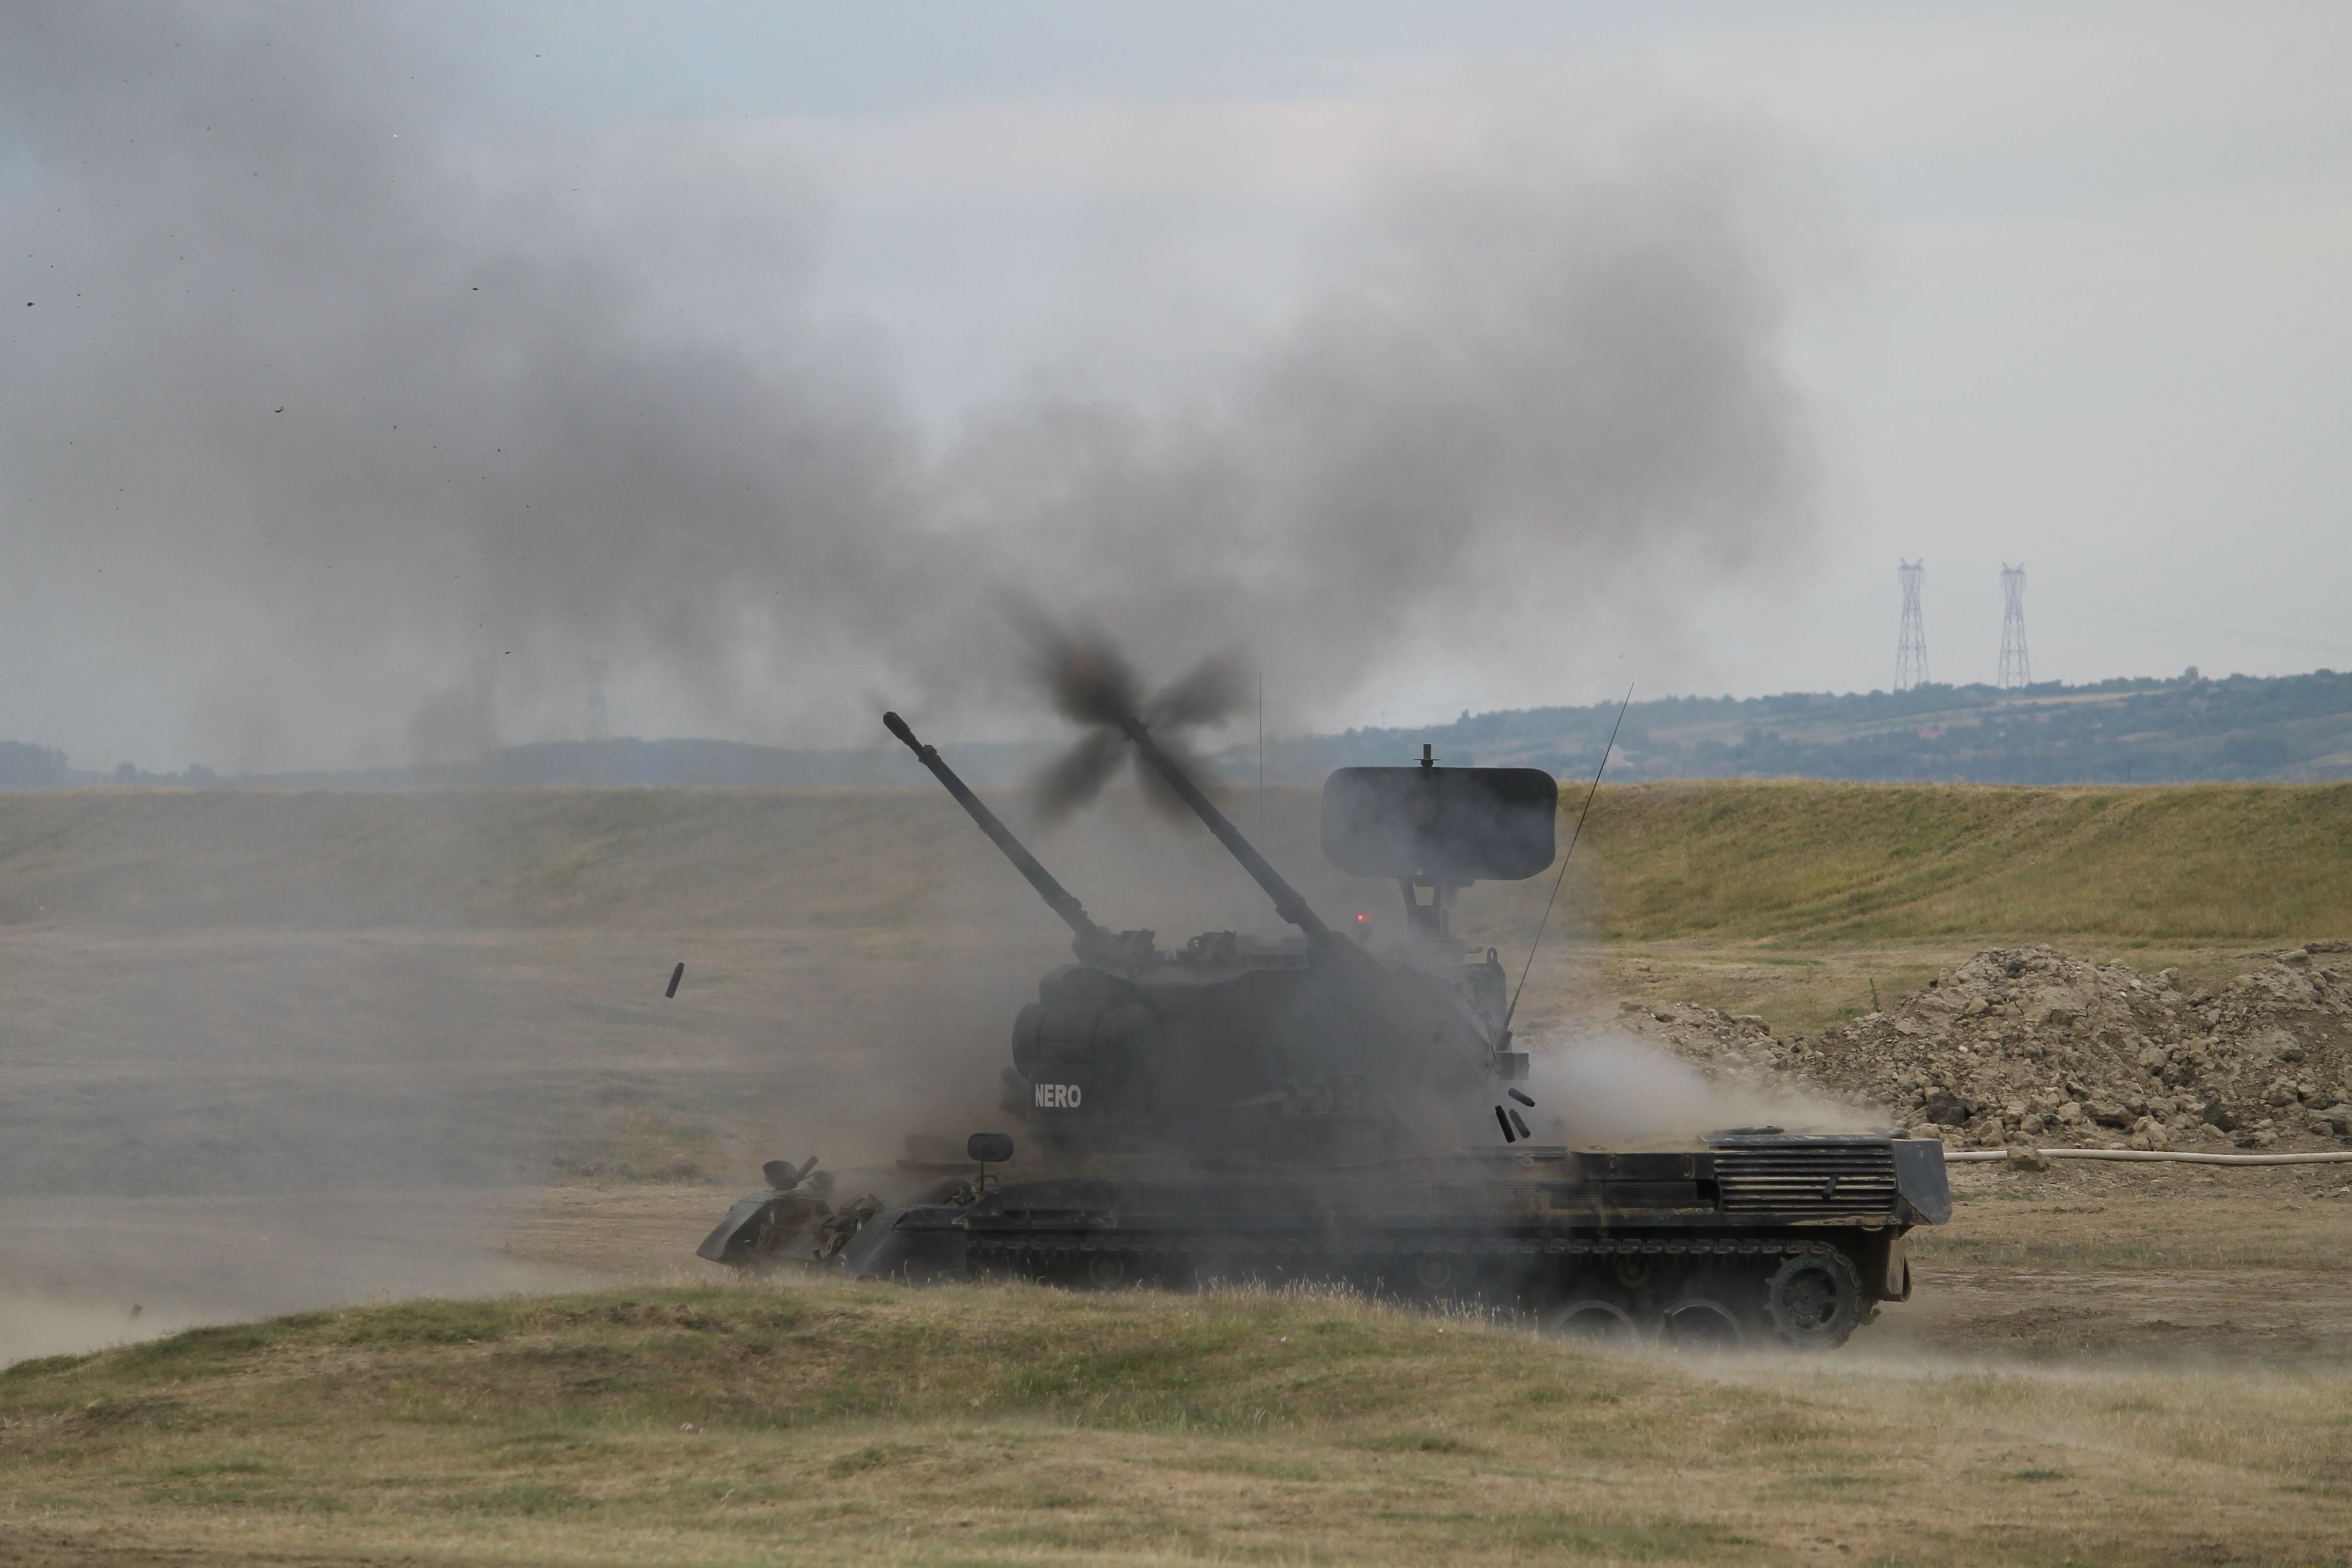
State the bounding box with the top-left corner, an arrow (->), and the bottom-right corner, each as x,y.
0,888 -> 624,1364
1525,1035 -> 1876,1147
0,1191 -> 587,1366
1,4 -> 1830,773
1,4 -> 1836,1359
0,1289 -> 193,1369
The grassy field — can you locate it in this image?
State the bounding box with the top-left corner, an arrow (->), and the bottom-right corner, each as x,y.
6,781 -> 2351,1565
1558,780 -> 2352,945
4,780 -> 2345,946
6,1276 -> 2349,1568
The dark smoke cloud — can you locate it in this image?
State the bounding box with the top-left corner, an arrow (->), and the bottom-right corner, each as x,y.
0,6 -> 1827,771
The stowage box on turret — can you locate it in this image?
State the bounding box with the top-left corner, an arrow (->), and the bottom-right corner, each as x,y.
699,685 -> 1948,1351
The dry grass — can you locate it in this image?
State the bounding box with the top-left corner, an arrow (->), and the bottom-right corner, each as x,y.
7,781 -> 2349,949
3,1279 -> 2347,1567
1543,780 -> 2352,945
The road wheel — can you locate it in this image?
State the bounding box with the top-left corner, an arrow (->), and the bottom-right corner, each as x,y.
1542,1298 -> 1639,1344
1658,1296 -> 1744,1351
1764,1248 -> 1863,1351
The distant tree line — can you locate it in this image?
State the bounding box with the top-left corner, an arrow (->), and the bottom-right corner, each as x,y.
0,741 -> 68,789
6,668 -> 2349,790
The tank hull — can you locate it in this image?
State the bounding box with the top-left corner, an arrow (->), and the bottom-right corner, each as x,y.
721,1135 -> 1949,1351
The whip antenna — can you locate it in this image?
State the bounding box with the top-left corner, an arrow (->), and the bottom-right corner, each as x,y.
1504,684 -> 1633,1032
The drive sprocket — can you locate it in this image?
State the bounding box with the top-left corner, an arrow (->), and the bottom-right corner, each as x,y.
1763,1246 -> 1863,1350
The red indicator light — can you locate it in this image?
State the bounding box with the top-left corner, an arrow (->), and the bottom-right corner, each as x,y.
1354,911 -> 1370,924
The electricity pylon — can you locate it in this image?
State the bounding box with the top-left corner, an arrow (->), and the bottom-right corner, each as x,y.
1997,565 -> 2030,690
1895,559 -> 1929,692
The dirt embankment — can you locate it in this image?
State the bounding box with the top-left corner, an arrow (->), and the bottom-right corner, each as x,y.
1613,943 -> 2352,1153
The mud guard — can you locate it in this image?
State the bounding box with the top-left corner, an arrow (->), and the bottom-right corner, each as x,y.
1881,1235 -> 1912,1301
696,1193 -> 790,1265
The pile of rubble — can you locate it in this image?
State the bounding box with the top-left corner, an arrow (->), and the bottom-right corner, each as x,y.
1618,943 -> 2352,1152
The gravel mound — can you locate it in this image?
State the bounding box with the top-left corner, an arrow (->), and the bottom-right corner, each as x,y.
1617,943 -> 2352,1152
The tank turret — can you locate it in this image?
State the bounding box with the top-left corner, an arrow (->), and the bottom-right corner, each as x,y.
881,699 -> 1558,1167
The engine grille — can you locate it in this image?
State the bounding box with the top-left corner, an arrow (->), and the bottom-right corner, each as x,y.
1713,1146 -> 1898,1216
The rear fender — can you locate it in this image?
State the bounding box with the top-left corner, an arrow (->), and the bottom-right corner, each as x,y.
1891,1138 -> 1952,1225
1837,1229 -> 1913,1303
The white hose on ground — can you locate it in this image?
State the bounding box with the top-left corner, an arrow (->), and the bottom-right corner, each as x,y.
1944,1147 -> 2352,1166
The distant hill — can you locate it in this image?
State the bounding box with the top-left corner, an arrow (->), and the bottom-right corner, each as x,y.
14,667 -> 2352,790
1259,669 -> 2352,786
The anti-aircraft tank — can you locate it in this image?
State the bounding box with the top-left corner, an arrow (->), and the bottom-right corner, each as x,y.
699,693 -> 1949,1350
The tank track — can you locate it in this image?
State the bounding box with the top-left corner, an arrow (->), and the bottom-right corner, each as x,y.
965,1232 -> 1892,1350
973,1234 -> 1844,1262
709,1135 -> 1947,1351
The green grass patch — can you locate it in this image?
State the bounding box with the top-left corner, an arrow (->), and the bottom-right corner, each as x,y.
1463,780 -> 2352,946
5,1280 -> 2350,1566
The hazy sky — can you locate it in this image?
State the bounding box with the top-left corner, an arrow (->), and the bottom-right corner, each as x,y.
3,2 -> 2346,771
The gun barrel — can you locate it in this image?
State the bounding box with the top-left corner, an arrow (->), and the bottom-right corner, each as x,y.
883,712 -> 1108,949
1114,714 -> 1332,942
